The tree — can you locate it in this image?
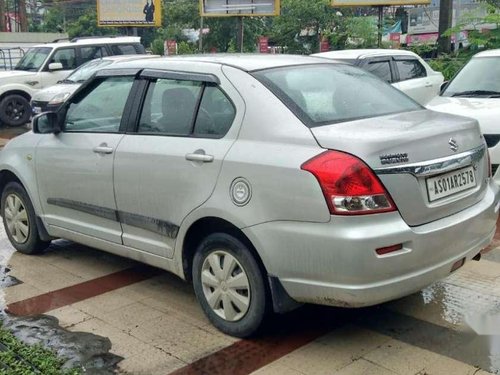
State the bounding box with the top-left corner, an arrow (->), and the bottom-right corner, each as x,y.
270,0 -> 333,54
66,11 -> 117,38
0,0 -> 6,32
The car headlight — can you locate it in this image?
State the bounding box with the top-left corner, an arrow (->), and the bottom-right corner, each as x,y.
48,92 -> 71,105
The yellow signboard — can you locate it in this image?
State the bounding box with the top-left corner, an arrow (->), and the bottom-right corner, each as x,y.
332,0 -> 429,6
200,0 -> 280,17
97,0 -> 161,27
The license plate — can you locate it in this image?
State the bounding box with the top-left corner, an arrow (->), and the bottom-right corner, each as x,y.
426,166 -> 476,202
32,106 -> 42,114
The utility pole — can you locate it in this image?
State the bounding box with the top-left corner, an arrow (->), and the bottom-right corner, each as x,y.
377,6 -> 383,48
18,0 -> 28,31
199,16 -> 204,52
237,16 -> 244,53
438,0 -> 453,54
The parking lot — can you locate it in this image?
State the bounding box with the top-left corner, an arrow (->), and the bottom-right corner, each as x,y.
1,214 -> 499,374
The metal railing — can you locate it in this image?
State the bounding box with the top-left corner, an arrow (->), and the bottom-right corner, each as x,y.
0,48 -> 26,71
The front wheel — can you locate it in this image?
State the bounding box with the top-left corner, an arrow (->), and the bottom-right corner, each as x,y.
1,182 -> 51,254
192,233 -> 268,338
0,94 -> 31,127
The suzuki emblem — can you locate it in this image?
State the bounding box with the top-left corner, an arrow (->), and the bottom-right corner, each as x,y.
449,138 -> 459,152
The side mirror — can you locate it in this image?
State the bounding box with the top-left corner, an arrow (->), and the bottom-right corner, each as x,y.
440,81 -> 449,94
32,112 -> 61,134
48,62 -> 63,71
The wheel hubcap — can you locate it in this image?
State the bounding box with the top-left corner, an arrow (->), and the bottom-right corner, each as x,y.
4,193 -> 29,244
201,250 -> 251,322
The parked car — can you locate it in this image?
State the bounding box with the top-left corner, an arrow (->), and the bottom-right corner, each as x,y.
427,49 -> 500,183
313,49 -> 444,105
31,54 -> 160,115
0,36 -> 146,127
0,55 -> 497,337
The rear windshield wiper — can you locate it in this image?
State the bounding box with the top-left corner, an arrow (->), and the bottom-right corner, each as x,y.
451,90 -> 500,98
58,79 -> 75,84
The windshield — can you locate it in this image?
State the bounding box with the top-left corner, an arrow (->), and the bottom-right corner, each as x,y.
64,59 -> 114,83
15,47 -> 52,72
253,64 -> 421,127
442,57 -> 500,98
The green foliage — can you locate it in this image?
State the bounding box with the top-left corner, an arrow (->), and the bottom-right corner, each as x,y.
151,37 -> 165,55
66,12 -> 117,39
271,0 -> 333,54
0,325 -> 80,375
427,55 -> 468,80
444,3 -> 500,49
177,40 -> 196,54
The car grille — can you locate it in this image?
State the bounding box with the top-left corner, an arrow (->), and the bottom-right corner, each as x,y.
484,134 -> 500,148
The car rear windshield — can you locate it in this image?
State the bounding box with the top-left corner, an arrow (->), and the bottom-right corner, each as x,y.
252,64 -> 421,128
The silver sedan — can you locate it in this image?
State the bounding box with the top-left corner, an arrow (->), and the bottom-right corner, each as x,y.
0,55 -> 498,337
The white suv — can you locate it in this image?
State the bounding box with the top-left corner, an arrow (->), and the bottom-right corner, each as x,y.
0,36 -> 146,127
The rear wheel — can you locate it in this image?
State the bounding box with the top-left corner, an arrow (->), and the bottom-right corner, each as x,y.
192,233 -> 268,338
1,182 -> 50,254
0,94 -> 31,127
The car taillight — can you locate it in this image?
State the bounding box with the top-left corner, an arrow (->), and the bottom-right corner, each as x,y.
301,150 -> 397,215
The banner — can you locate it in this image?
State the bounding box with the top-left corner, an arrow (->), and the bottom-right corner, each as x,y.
201,0 -> 280,17
97,0 -> 161,27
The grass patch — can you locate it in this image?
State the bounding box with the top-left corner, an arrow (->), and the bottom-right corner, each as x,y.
0,323 -> 80,375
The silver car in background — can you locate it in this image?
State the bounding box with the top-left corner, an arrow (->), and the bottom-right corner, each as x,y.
0,55 -> 497,337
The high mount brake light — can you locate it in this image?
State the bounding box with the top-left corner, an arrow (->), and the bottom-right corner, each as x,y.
301,150 -> 397,215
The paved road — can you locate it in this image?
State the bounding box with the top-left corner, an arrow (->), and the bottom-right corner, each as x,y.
1,219 -> 499,374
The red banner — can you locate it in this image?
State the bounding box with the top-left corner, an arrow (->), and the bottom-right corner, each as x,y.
320,38 -> 330,53
164,40 -> 177,56
258,36 -> 269,53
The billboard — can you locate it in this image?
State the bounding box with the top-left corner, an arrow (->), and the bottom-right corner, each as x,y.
408,4 -> 495,34
200,0 -> 280,17
97,0 -> 161,27
331,0 -> 429,6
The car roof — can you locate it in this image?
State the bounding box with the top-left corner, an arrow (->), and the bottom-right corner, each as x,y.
313,49 -> 418,60
98,54 -> 159,63
32,36 -> 142,49
109,54 -> 339,72
474,49 -> 500,58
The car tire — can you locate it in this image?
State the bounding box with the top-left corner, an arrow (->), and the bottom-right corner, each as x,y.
193,233 -> 268,338
1,182 -> 51,254
0,94 -> 31,127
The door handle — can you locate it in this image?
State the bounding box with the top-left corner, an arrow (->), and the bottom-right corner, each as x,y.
425,82 -> 433,87
93,143 -> 114,154
185,153 -> 214,163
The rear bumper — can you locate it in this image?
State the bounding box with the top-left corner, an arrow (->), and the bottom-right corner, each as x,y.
243,180 -> 500,307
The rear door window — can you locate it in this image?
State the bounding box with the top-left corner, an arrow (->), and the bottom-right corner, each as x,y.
80,46 -> 109,64
111,44 -> 140,55
138,79 -> 203,135
137,78 -> 235,138
364,60 -> 393,83
394,59 -> 427,81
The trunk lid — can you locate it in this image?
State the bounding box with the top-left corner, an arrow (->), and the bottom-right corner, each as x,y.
310,109 -> 488,226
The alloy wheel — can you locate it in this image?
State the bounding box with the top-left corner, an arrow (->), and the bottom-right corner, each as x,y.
201,250 -> 251,322
5,98 -> 26,122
